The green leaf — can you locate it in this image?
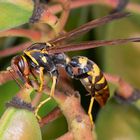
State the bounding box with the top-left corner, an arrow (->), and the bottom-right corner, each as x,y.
0,0 -> 33,31
96,98 -> 140,140
104,16 -> 140,88
0,81 -> 19,116
0,107 -> 42,140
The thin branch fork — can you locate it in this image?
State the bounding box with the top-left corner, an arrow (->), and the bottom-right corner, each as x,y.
42,87 -> 95,140
104,73 -> 133,99
0,29 -> 41,42
13,75 -> 95,139
39,107 -> 62,127
49,0 -> 140,14
0,1 -> 140,58
0,42 -> 32,58
35,72 -> 136,128
0,71 -> 136,139
0,71 -> 15,85
0,69 -> 136,99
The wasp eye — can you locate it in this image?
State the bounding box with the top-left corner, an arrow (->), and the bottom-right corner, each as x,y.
18,59 -> 24,69
70,60 -> 78,67
56,53 -> 64,60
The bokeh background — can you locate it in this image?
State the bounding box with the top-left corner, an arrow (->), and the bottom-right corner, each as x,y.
0,0 -> 140,139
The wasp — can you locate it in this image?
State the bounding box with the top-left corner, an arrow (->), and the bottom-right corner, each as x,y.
10,12 -> 140,124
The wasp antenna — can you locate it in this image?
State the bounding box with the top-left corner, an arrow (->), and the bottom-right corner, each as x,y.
7,67 -> 23,89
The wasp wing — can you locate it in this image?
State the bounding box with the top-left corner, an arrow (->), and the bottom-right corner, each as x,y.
48,38 -> 140,53
49,12 -> 130,44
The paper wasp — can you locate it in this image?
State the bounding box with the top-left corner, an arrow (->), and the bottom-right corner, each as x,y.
10,12 -> 140,124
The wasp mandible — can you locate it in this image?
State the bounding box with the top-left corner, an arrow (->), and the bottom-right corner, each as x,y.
10,12 -> 140,124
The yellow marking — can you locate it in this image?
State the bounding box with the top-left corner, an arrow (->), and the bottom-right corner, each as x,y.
41,49 -> 48,54
21,55 -> 29,75
41,56 -> 47,63
103,85 -> 108,90
66,57 -> 70,64
39,67 -> 44,92
97,76 -> 105,84
21,55 -> 27,63
92,76 -> 96,84
87,85 -> 91,89
93,64 -> 100,76
35,76 -> 57,120
83,78 -> 89,83
95,91 -> 98,95
25,49 -> 48,54
87,71 -> 96,84
46,42 -> 53,47
87,71 -> 94,76
50,76 -> 57,97
78,57 -> 88,68
88,97 -> 94,125
24,51 -> 39,66
35,97 -> 52,121
24,49 -> 40,53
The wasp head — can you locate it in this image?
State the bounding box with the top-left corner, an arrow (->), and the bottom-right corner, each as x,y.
10,55 -> 30,84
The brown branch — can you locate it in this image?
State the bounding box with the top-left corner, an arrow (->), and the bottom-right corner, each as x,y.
0,70 -> 136,100
104,73 -> 133,99
48,0 -> 140,15
1,71 -> 137,139
0,70 -> 15,85
54,0 -> 70,33
41,85 -> 95,140
40,0 -> 70,41
0,42 -> 32,58
57,132 -> 74,140
33,71 -> 95,139
39,8 -> 59,29
29,71 -> 95,139
31,92 -> 43,107
0,29 -> 41,42
48,0 -> 99,14
39,107 -> 62,127
1,1 -> 139,58
102,0 -> 140,14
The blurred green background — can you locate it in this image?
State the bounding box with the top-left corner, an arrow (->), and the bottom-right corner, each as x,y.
0,0 -> 140,139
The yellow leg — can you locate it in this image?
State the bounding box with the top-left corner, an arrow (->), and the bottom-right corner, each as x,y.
88,97 -> 94,125
35,76 -> 57,120
38,67 -> 44,92
35,67 -> 44,120
50,76 -> 57,97
35,97 -> 51,121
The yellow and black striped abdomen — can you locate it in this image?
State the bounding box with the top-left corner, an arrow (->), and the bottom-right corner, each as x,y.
86,64 -> 109,106
81,62 -> 109,106
69,56 -> 109,107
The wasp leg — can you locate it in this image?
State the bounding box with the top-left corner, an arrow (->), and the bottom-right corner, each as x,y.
34,67 -> 45,120
88,97 -> 95,125
35,75 -> 57,120
66,65 -> 96,125
50,76 -> 57,97
38,67 -> 44,92
34,97 -> 52,121
30,70 -> 40,88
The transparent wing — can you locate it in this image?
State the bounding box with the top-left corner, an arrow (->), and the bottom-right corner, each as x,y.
49,12 -> 130,44
48,38 -> 140,53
